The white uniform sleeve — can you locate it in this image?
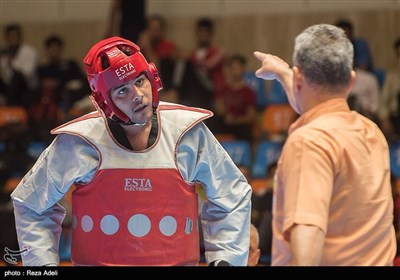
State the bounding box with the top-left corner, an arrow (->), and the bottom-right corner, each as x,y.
177,122 -> 252,266
11,133 -> 99,266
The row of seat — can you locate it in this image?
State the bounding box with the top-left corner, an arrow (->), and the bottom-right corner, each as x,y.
0,106 -> 28,127
388,141 -> 400,178
223,135 -> 400,183
220,139 -> 283,179
0,100 -> 297,135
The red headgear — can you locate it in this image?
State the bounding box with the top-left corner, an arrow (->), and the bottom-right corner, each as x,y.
83,36 -> 163,124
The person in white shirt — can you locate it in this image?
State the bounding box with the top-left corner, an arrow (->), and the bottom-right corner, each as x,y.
1,24 -> 38,90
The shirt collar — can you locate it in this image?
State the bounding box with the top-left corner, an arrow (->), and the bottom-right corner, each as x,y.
289,98 -> 350,134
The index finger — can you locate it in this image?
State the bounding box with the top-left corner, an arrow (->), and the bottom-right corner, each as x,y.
253,51 -> 268,61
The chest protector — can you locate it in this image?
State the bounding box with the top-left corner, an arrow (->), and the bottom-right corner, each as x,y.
52,103 -> 212,266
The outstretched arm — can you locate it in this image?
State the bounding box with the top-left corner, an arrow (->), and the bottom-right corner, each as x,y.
254,51 -> 298,112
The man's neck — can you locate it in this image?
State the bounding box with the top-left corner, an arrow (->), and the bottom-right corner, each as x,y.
300,85 -> 348,114
107,112 -> 158,151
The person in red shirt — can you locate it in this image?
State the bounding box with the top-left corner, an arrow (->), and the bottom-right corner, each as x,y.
138,15 -> 179,102
213,54 -> 257,143
138,14 -> 177,64
189,18 -> 226,104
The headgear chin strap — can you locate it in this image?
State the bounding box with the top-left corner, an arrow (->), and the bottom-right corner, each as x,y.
83,36 -> 163,124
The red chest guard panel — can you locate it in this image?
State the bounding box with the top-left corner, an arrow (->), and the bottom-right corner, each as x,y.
71,168 -> 199,266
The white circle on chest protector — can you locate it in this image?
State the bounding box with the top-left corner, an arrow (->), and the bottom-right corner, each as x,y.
128,214 -> 151,237
159,216 -> 177,236
100,215 -> 119,235
81,215 -> 93,233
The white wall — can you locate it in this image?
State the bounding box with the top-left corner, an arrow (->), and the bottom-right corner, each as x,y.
1,0 -> 399,24
0,0 -> 111,22
148,0 -> 400,16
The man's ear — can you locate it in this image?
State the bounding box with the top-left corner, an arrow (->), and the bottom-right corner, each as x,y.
346,70 -> 356,95
293,66 -> 302,91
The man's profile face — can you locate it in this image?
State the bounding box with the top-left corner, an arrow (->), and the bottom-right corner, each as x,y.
110,73 -> 153,125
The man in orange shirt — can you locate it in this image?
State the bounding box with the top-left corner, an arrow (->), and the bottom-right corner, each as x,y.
254,24 -> 396,266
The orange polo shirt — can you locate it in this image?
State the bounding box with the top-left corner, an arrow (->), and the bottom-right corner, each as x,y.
272,98 -> 396,266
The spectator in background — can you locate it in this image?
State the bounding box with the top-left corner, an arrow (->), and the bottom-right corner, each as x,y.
347,66 -> 380,123
379,38 -> 400,136
212,54 -> 257,143
183,18 -> 225,110
36,35 -> 89,118
253,162 -> 276,261
138,15 -> 177,66
0,24 -> 38,90
255,24 -> 396,265
244,70 -> 268,111
248,223 -> 261,266
0,49 -> 29,107
335,19 -> 374,72
138,14 -> 179,102
105,0 -> 146,43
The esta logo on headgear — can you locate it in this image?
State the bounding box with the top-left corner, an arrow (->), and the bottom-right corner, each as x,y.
115,63 -> 136,80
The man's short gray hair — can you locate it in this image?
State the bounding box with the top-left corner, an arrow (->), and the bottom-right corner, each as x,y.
293,24 -> 354,91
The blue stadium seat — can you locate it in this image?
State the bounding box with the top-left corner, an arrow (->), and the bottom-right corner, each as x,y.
389,141 -> 400,178
0,142 -> 6,153
268,80 -> 289,104
244,71 -> 267,109
252,141 -> 283,178
373,68 -> 386,89
59,228 -> 72,261
220,140 -> 252,167
27,141 -> 47,159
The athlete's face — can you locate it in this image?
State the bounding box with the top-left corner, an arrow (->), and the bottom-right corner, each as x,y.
110,74 -> 153,125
